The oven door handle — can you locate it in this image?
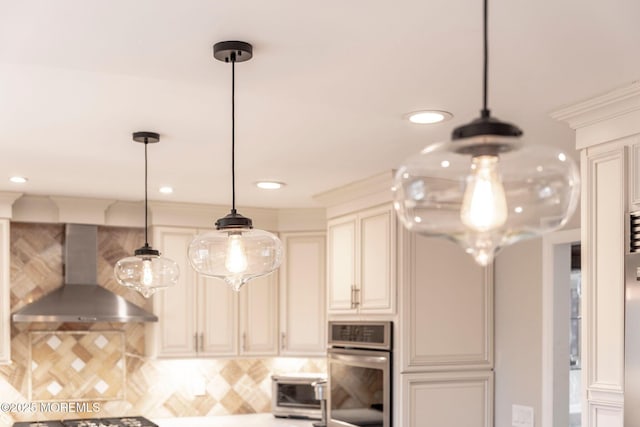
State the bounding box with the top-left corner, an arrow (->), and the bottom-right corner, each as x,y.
328,351 -> 389,364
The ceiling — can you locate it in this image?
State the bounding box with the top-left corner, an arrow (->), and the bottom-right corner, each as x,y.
0,0 -> 638,209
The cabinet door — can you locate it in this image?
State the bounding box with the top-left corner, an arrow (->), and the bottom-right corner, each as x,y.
148,227 -> 198,358
629,139 -> 640,210
401,371 -> 493,427
359,205 -> 396,314
199,275 -> 238,356
240,272 -> 278,356
280,232 -> 326,356
0,220 -> 10,364
402,233 -> 492,371
327,215 -> 357,313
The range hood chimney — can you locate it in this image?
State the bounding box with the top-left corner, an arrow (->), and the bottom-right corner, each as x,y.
12,224 -> 158,323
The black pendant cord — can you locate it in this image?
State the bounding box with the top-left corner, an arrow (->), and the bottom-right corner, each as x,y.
450,0 -> 522,142
144,139 -> 150,247
481,0 -> 489,118
212,42 -> 254,231
231,54 -> 237,215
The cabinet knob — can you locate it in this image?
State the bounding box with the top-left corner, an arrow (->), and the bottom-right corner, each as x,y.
199,333 -> 204,352
242,332 -> 247,352
194,333 -> 198,352
281,332 -> 286,351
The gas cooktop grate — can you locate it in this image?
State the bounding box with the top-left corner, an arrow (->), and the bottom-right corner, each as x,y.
12,416 -> 157,427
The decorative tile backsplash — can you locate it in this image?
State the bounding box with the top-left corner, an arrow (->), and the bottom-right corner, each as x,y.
0,223 -> 326,426
29,331 -> 126,401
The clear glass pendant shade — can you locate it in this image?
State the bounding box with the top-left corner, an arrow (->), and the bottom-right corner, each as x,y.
393,136 -> 580,266
188,228 -> 283,291
114,253 -> 180,298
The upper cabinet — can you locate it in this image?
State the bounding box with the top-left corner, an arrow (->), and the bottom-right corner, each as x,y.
0,219 -> 11,364
400,232 -> 493,371
0,193 -> 24,365
628,137 -> 640,211
148,227 -> 200,357
147,226 -> 278,358
279,232 -> 326,356
239,272 -> 279,356
327,204 -> 396,315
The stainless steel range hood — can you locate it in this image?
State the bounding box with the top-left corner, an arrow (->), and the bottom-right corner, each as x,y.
12,224 -> 158,323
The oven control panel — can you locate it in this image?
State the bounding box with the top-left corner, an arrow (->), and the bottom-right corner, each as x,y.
328,321 -> 392,350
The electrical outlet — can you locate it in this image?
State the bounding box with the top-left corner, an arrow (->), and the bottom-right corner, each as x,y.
512,404 -> 534,427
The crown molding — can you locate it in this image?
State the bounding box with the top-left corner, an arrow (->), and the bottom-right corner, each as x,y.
551,81 -> 640,130
10,195 -> 324,232
551,81 -> 640,150
0,192 -> 23,219
313,171 -> 395,218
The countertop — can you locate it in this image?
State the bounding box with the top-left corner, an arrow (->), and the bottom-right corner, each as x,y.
153,413 -> 316,427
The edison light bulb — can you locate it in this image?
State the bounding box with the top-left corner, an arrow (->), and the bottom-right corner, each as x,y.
460,155 -> 508,232
141,259 -> 154,286
225,233 -> 248,273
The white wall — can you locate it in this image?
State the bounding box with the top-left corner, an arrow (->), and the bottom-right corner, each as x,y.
494,238 -> 543,427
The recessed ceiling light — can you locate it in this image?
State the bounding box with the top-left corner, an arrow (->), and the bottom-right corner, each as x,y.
406,110 -> 453,124
256,181 -> 285,190
159,186 -> 174,194
9,176 -> 28,184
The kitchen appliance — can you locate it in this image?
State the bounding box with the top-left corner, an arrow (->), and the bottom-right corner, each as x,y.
272,373 -> 327,419
626,212 -> 640,425
313,379 -> 328,427
12,224 -> 158,323
12,416 -> 157,427
327,321 -> 392,427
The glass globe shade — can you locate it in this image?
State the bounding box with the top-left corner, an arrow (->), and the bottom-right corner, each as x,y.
188,228 -> 283,291
114,254 -> 180,298
393,136 -> 580,266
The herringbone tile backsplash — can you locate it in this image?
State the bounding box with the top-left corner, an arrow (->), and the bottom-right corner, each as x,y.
0,223 -> 326,426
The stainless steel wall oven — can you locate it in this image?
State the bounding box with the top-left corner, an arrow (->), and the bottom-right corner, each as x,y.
327,321 -> 392,427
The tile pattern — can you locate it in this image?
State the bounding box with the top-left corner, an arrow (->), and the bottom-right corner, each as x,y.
1,223 -> 326,426
29,331 -> 126,401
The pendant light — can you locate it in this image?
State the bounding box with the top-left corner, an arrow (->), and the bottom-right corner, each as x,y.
188,41 -> 283,291
114,132 -> 180,297
392,0 -> 580,266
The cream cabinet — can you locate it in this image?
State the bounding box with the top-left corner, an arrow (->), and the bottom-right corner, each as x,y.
239,272 -> 279,356
400,232 -> 493,371
551,83 -> 640,427
401,371 -> 493,427
628,138 -> 640,211
147,226 -> 278,358
327,204 -> 396,315
396,230 -> 493,427
279,232 -> 326,356
0,219 -> 11,364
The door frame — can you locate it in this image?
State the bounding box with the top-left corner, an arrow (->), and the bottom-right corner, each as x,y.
541,227 -> 581,427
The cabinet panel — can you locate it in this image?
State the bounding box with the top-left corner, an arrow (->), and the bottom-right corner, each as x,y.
359,207 -> 395,313
0,220 -> 10,364
401,371 -> 493,427
240,272 -> 278,356
585,148 -> 625,393
152,227 -> 198,357
628,138 -> 640,209
403,233 -> 492,370
589,402 -> 623,427
327,216 -> 356,313
199,276 -> 237,356
280,233 -> 326,355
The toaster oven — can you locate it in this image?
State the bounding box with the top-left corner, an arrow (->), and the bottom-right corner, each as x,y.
271,373 -> 326,419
